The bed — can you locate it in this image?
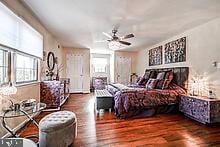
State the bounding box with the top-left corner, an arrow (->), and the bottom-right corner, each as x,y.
107,67 -> 189,118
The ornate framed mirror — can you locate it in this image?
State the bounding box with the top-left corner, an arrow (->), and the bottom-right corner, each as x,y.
47,52 -> 55,71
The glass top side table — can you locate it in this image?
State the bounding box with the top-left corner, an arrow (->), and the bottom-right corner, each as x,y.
0,102 -> 46,137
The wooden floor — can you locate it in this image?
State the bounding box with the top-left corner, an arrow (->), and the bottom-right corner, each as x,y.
20,93 -> 220,147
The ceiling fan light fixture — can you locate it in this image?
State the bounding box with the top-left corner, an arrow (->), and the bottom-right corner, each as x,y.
108,41 -> 120,50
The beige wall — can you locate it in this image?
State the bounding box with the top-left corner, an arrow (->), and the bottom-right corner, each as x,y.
62,47 -> 90,93
0,0 -> 61,137
137,17 -> 220,97
114,51 -> 137,82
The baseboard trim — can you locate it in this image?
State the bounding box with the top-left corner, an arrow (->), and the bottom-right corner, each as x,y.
43,107 -> 60,111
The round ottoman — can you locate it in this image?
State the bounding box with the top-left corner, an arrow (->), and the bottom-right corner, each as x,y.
39,111 -> 77,147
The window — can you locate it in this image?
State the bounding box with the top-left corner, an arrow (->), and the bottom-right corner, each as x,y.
16,54 -> 37,83
92,57 -> 108,73
0,49 -> 9,84
0,2 -> 42,85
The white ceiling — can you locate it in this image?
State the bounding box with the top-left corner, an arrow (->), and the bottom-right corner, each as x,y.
22,0 -> 220,51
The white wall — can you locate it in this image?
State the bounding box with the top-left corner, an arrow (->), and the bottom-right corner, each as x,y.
137,17 -> 220,97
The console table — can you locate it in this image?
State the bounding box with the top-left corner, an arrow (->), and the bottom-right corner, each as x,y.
0,103 -> 46,137
40,78 -> 70,109
179,95 -> 220,124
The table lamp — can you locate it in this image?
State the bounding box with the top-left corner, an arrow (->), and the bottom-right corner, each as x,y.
0,82 -> 17,110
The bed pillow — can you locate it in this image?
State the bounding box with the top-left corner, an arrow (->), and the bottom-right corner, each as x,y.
156,79 -> 172,89
146,78 -> 158,90
137,77 -> 148,86
136,76 -> 141,83
143,70 -> 156,79
165,70 -> 174,81
156,72 -> 166,80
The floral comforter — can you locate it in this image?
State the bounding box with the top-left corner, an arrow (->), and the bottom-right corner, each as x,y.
106,83 -> 186,118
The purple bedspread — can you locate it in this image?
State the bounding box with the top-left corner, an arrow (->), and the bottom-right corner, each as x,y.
106,83 -> 186,118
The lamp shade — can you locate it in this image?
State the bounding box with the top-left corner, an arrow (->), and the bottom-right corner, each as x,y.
0,85 -> 17,96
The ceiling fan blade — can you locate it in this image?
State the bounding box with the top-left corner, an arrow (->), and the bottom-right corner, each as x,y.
94,40 -> 106,43
119,41 -> 131,46
102,32 -> 112,39
121,34 -> 134,39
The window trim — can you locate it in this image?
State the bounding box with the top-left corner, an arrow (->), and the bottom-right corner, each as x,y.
14,52 -> 38,85
0,47 -> 10,86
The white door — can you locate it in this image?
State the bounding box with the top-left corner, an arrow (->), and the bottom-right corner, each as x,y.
67,54 -> 83,93
117,57 -> 131,85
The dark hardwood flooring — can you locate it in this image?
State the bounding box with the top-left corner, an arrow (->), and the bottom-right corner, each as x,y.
20,93 -> 220,147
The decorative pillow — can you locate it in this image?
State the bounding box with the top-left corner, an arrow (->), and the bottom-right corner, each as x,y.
156,80 -> 164,89
156,79 -> 171,89
146,78 -> 158,90
165,70 -> 174,81
162,79 -> 171,89
136,76 -> 141,83
137,77 -> 148,86
156,72 -> 166,80
143,71 -> 156,79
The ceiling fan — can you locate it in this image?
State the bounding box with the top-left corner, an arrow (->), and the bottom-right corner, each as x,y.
96,28 -> 134,50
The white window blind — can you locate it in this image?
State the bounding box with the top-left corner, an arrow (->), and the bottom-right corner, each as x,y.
0,2 -> 43,58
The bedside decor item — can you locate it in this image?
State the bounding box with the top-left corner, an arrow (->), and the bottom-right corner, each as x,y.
208,90 -> 216,99
149,46 -> 162,66
130,73 -> 138,84
164,37 -> 186,64
190,76 -> 207,96
180,95 -> 220,124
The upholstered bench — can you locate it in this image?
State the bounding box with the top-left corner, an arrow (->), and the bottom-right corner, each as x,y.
39,111 -> 77,147
95,89 -> 114,112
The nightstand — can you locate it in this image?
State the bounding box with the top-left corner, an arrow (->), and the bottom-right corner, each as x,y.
179,95 -> 220,124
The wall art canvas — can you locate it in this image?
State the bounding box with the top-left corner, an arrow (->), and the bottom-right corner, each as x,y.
149,46 -> 162,66
164,37 -> 186,64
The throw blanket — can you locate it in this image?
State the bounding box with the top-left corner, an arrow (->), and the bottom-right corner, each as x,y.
109,83 -> 135,91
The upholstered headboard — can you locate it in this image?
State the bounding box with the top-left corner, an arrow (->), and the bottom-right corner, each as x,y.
145,67 -> 189,90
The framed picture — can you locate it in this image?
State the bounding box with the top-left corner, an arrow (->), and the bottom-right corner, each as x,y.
149,46 -> 162,66
164,37 -> 186,64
